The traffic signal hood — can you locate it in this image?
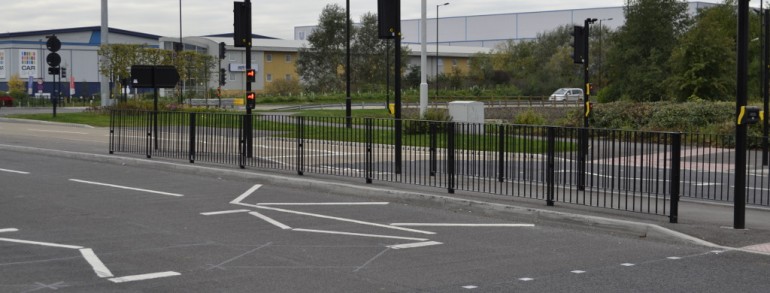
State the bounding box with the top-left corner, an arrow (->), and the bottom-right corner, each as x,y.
219,68 -> 227,86
570,26 -> 585,64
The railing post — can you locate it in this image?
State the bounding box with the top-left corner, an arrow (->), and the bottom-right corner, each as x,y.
547,127 -> 556,206
109,110 -> 115,154
145,111 -> 152,159
297,116 -> 305,176
189,113 -> 196,163
670,132 -> 681,223
430,122 -> 437,176
239,114 -> 246,169
447,122 -> 456,194
498,124 -> 505,183
577,127 -> 588,190
365,118 -> 373,184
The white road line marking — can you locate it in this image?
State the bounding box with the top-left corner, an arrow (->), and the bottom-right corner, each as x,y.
0,237 -> 83,250
571,270 -> 586,274
28,129 -> 89,135
79,248 -> 114,278
200,209 -> 251,216
0,228 -> 18,233
667,256 -> 682,260
253,205 -> 435,235
108,271 -> 180,283
257,202 -> 389,206
390,223 -> 534,227
230,184 -> 262,204
69,179 -> 183,197
292,228 -> 429,241
462,285 -> 478,289
621,263 -> 635,267
249,211 -> 292,230
0,168 -> 30,174
518,278 -> 534,281
387,241 -> 443,250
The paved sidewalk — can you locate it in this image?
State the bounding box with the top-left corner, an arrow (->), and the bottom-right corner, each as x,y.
3,119 -> 770,255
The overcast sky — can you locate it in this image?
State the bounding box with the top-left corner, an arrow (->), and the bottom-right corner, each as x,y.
3,0 -> 728,40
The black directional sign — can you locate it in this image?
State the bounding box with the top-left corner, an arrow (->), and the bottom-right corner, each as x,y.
131,65 -> 180,88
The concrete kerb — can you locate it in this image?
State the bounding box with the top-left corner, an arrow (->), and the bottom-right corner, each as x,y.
0,143 -> 728,250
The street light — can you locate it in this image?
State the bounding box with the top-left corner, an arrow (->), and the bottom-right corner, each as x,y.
598,18 -> 612,87
436,2 -> 449,98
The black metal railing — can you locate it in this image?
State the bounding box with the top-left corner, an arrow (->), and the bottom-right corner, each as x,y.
110,110 -> 686,222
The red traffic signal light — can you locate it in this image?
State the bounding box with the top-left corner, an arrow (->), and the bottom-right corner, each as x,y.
246,91 -> 255,109
246,92 -> 255,100
246,69 -> 256,83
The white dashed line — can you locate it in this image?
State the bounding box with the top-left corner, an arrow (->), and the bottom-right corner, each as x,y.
571,270 -> 586,274
0,228 -> 19,233
0,168 -> 30,175
667,256 -> 682,260
518,278 -> 534,281
621,263 -> 635,267
462,285 -> 478,289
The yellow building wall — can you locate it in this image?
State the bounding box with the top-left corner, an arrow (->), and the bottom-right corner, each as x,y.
442,57 -> 470,75
263,51 -> 299,88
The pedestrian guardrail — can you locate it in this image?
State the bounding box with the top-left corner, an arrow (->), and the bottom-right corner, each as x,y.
110,110 -> 684,222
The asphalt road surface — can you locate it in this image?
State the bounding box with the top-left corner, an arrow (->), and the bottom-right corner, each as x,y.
1,150 -> 770,292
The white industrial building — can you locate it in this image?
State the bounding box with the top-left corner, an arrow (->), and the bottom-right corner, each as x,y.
294,2 -> 718,48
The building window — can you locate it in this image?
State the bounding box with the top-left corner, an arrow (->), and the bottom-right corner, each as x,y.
452,59 -> 458,67
285,74 -> 292,81
285,54 -> 292,62
266,54 -> 273,62
266,74 -> 272,82
299,31 -> 305,40
229,70 -> 235,81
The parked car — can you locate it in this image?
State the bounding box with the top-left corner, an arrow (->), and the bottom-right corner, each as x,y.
548,88 -> 584,101
0,96 -> 13,107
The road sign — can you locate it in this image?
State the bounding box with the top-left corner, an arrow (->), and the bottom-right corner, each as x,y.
131,65 -> 180,88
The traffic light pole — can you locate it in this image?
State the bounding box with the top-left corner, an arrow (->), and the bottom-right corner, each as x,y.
735,0 -> 749,230
578,18 -> 596,191
245,0 -> 253,159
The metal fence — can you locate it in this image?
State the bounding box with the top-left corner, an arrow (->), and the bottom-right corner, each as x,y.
110,110 -> 687,222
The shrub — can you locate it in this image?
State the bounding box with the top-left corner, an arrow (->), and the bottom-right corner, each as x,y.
513,109 -> 546,125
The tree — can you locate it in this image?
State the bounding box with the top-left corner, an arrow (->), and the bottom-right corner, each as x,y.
296,4 -> 351,93
666,1 -> 736,101
604,0 -> 690,102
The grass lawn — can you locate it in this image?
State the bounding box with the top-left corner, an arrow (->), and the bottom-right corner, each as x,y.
7,112 -> 112,127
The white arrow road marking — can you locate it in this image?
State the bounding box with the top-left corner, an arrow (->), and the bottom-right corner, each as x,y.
257,202 -> 389,206
108,271 -> 180,283
230,184 -> 262,204
292,228 -> 429,241
80,248 -> 114,278
249,211 -> 292,230
0,168 -> 29,174
69,179 -> 183,197
200,209 -> 251,216
0,237 -> 83,250
391,223 -> 535,227
387,241 -> 443,250
253,205 -> 435,235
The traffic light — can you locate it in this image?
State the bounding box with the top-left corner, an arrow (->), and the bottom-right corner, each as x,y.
46,35 -> 61,75
586,83 -> 594,96
233,1 -> 252,47
246,91 -> 255,109
219,68 -> 227,86
219,42 -> 226,60
377,0 -> 400,39
246,69 -> 256,83
571,26 -> 585,64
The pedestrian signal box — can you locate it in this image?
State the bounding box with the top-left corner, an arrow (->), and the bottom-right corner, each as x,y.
246,69 -> 256,83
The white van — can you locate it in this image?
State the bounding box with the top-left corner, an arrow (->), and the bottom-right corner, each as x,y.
548,88 -> 584,101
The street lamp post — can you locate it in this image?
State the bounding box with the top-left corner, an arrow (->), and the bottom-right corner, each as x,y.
436,2 -> 449,98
